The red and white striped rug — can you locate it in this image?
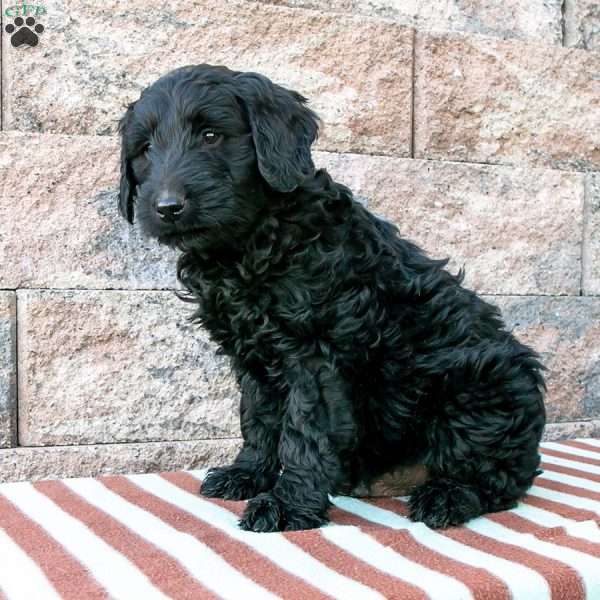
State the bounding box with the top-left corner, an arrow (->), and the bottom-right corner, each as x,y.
2,439 -> 600,599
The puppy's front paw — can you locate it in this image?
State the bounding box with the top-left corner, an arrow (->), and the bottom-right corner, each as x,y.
409,478 -> 483,528
283,508 -> 328,531
239,493 -> 283,532
200,466 -> 261,500
239,493 -> 328,532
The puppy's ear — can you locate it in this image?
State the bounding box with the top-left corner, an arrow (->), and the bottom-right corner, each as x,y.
235,73 -> 319,193
118,103 -> 136,223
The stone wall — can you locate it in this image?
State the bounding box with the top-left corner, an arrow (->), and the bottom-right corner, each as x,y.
0,0 -> 599,482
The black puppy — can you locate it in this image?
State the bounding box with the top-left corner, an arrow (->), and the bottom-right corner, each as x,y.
118,64 -> 546,532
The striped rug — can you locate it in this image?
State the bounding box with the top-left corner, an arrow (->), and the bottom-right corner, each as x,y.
2,440 -> 600,599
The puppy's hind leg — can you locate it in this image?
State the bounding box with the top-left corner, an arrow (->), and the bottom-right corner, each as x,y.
201,371 -> 281,501
409,345 -> 545,528
409,429 -> 541,529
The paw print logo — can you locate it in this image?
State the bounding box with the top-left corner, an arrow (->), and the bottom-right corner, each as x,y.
5,16 -> 44,47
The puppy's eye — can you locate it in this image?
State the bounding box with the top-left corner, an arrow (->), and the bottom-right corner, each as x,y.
200,129 -> 221,146
143,142 -> 153,155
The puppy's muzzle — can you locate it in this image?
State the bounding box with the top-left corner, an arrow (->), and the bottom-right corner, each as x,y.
156,195 -> 186,222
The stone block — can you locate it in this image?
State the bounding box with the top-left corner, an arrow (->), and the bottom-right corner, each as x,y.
0,293 -> 16,448
497,296 -> 600,423
259,0 -> 563,44
543,420 -> 600,441
582,173 -> 600,295
0,438 -> 241,483
18,290 -> 241,446
415,32 -> 600,171
2,0 -> 412,156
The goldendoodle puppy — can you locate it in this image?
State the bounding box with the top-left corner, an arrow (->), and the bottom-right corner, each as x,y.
118,64 -> 546,532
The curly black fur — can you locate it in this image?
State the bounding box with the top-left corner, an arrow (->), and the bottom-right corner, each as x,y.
118,64 -> 546,532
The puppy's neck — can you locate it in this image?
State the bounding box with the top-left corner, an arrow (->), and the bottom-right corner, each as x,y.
178,169 -> 353,280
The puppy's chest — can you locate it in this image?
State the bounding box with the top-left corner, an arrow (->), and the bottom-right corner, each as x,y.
195,271 -> 307,362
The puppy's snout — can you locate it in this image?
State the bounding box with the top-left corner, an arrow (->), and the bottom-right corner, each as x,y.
156,195 -> 185,222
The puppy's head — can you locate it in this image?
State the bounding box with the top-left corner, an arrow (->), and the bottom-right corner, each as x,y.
118,64 -> 319,247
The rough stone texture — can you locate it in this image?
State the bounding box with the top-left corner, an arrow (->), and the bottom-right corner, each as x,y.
2,0 -> 412,156
543,420 -> 600,441
316,151 -> 584,295
260,0 -> 563,45
564,0 -> 600,50
495,296 -> 600,423
414,32 -> 600,171
0,438 -> 241,483
583,173 -> 600,295
0,132 -> 178,290
0,294 -> 17,448
18,290 -> 241,446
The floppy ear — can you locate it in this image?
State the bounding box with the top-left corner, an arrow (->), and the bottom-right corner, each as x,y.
235,73 -> 319,193
118,103 -> 136,223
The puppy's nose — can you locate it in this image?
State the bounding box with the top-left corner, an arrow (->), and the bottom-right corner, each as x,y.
156,196 -> 185,222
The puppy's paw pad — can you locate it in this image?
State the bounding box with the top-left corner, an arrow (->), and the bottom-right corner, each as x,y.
409,479 -> 482,529
200,466 -> 259,500
239,493 -> 283,532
